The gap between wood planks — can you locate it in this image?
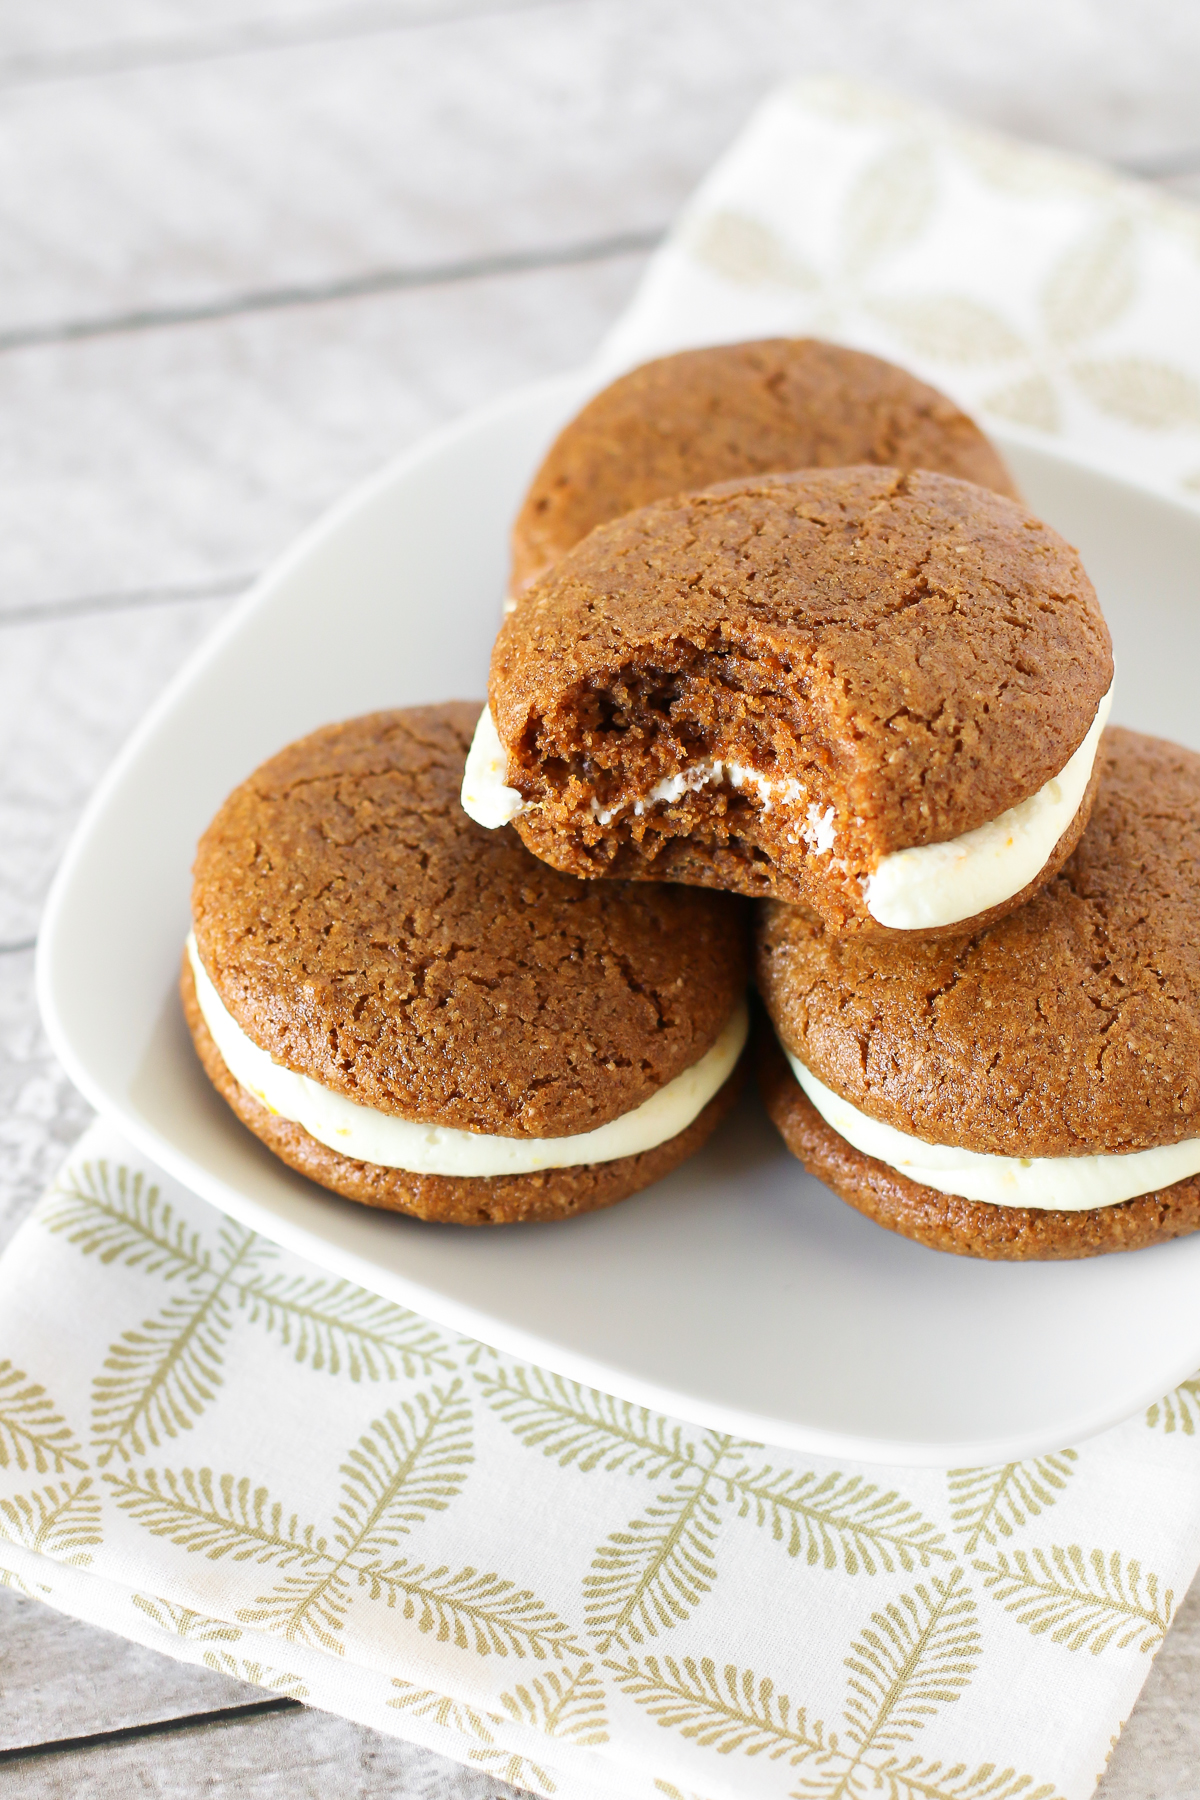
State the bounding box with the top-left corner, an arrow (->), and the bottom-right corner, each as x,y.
0,1696 -> 303,1766
0,227 -> 659,637
0,228 -> 665,357
0,574 -> 256,631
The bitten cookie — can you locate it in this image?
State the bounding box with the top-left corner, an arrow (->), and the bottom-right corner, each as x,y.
509,338 -> 1018,597
756,728 -> 1200,1260
186,703 -> 748,1224
465,467 -> 1113,936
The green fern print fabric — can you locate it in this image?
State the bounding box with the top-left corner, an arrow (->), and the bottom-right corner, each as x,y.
600,77 -> 1200,506
4,1125 -> 1200,1799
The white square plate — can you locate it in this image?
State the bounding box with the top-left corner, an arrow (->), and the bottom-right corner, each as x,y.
37,372 -> 1200,1466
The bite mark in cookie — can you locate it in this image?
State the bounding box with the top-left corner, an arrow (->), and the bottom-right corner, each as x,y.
470,467 -> 1113,935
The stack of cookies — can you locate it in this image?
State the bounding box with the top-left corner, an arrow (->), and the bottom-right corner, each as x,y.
185,337 -> 1200,1259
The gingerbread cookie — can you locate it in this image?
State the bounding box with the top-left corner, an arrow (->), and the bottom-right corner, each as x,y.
466,467 -> 1113,936
186,703 -> 748,1224
756,729 -> 1200,1259
510,338 -> 1017,596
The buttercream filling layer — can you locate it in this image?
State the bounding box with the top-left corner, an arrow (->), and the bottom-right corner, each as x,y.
863,682 -> 1112,930
783,1044 -> 1200,1211
187,935 -> 747,1177
461,684 -> 1112,929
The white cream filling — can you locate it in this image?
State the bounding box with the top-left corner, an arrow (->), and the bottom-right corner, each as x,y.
785,1045 -> 1200,1212
461,682 -> 1111,932
188,934 -> 747,1177
592,757 -> 837,852
863,682 -> 1113,930
461,705 -> 525,828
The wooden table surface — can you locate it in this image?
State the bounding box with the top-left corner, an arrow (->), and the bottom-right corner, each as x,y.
3,3 -> 1200,1793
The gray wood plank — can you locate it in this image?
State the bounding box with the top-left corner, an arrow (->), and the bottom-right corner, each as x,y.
1161,170 -> 1200,204
0,1 -> 718,335
0,597 -> 233,945
0,0 -> 559,87
0,249 -> 646,617
0,1695 -> 528,1798
0,949 -> 93,1257
1096,1567 -> 1200,1796
0,1588 -> 256,1752
0,0 -> 1196,346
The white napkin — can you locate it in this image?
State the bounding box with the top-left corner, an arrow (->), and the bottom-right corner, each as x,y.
599,76 -> 1200,507
8,78 -> 1200,1800
6,1120 -> 1200,1799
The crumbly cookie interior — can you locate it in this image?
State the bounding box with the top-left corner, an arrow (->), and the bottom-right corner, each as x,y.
509,645 -> 872,915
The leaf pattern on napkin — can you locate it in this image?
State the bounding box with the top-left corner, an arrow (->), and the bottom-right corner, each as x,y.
947,1455 -> 1078,1555
610,1569 -> 1057,1800
7,1146 -> 1200,1800
0,1477 -> 101,1566
101,1379 -> 582,1665
390,1677 -> 560,1792
861,208 -> 1200,442
974,1549 -> 1173,1655
0,1360 -> 101,1571
499,1662 -> 610,1747
483,1363 -> 949,1662
1146,1377 -> 1200,1434
0,1360 -> 87,1475
42,1161 -> 452,1467
677,85 -> 1200,504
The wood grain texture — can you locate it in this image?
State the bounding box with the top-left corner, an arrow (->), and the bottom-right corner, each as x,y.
0,598 -> 233,943
1,0 -> 1198,343
1,0 -> 1199,1792
0,1587 -> 256,1752
0,952 -> 93,1258
0,0 -> 557,87
0,254 -> 647,617
0,1648 -> 525,1798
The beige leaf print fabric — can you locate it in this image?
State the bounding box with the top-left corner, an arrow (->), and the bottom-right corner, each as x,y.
5,1126 -> 1200,1800
598,78 -> 1200,503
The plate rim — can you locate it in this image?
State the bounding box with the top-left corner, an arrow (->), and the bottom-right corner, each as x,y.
55,1101 -> 1200,1470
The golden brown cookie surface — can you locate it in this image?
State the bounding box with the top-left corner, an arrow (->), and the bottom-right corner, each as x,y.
510,338 -> 1018,593
757,729 -> 1200,1159
757,1027 -> 1200,1261
490,468 -> 1112,929
192,703 -> 747,1137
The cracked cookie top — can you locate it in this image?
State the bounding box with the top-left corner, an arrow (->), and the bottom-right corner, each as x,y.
757,728 -> 1200,1158
191,703 -> 747,1137
509,338 -> 1019,595
490,466 -> 1112,925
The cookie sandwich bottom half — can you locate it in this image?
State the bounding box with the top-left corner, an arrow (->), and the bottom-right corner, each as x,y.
755,728 -> 1200,1260
185,942 -> 747,1224
185,702 -> 749,1226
